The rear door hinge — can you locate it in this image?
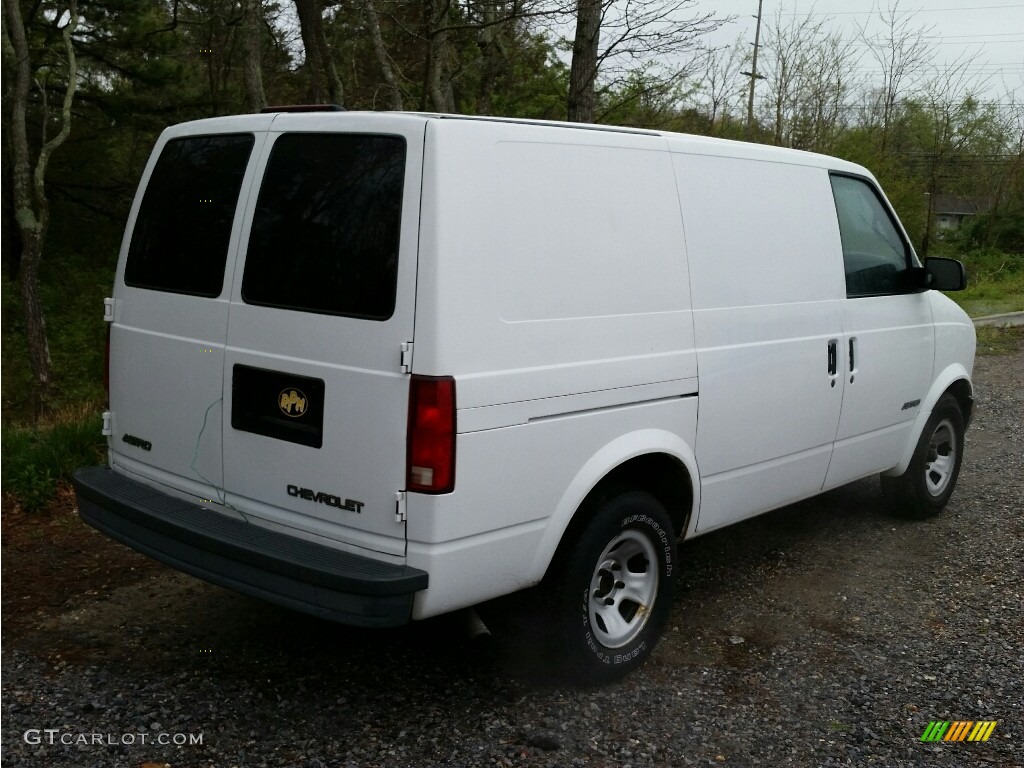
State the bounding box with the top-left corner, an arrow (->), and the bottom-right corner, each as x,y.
101,410 -> 113,436
400,342 -> 414,374
394,491 -> 407,523
103,297 -> 115,322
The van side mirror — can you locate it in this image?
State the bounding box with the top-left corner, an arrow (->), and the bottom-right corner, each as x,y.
924,257 -> 967,292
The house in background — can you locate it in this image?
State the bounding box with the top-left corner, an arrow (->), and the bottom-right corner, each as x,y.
932,194 -> 993,237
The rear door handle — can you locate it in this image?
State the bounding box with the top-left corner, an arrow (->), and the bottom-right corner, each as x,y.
827,339 -> 838,376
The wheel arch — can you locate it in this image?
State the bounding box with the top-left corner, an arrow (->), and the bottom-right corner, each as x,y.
883,364 -> 973,477
529,429 -> 699,582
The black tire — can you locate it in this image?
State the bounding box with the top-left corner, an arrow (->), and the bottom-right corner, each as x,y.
544,490 -> 677,684
881,393 -> 965,519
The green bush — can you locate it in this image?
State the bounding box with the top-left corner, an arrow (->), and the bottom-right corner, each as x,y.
1,411 -> 106,511
960,211 -> 1024,254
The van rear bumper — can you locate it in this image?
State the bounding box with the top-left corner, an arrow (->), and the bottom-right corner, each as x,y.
72,466 -> 428,628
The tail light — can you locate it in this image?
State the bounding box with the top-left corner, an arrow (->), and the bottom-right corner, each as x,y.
406,375 -> 456,494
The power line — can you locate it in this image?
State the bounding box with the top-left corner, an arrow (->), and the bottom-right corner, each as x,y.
924,32 -> 1024,39
852,39 -> 1024,46
779,3 -> 1024,15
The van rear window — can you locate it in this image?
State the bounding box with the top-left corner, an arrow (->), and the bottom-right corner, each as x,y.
241,134 -> 406,320
125,134 -> 255,297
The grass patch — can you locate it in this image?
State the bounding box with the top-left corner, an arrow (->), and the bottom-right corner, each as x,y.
950,248 -> 1024,317
1,406 -> 107,512
975,325 -> 1024,357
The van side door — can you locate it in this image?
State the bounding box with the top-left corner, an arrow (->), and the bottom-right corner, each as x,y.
823,174 -> 935,489
673,154 -> 847,533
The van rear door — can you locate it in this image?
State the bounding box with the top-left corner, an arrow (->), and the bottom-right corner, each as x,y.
109,121 -> 270,497
221,114 -> 425,558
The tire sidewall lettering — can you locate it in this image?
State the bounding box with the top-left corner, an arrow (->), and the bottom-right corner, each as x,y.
619,513 -> 673,577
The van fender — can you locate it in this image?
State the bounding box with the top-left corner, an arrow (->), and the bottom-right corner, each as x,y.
882,363 -> 972,477
527,429 -> 700,582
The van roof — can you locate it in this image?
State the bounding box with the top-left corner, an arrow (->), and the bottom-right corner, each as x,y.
167,111 -> 870,177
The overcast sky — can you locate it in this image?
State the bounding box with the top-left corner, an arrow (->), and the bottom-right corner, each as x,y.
700,0 -> 1024,104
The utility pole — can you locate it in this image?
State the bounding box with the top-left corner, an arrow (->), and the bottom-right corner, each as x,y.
741,0 -> 765,139
921,191 -> 934,258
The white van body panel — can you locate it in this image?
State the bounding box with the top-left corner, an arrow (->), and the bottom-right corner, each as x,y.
929,291 -> 977,386
883,293 -> 975,477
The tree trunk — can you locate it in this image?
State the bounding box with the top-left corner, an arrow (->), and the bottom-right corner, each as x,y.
364,0 -> 402,110
294,0 -> 325,101
321,26 -> 344,105
567,0 -> 602,123
18,235 -> 52,411
423,0 -> 454,113
427,27 -> 452,112
294,0 -> 342,105
476,1 -> 505,115
241,0 -> 267,112
3,0 -> 78,415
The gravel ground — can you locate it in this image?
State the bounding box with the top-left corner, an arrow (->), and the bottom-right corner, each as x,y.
3,337 -> 1021,768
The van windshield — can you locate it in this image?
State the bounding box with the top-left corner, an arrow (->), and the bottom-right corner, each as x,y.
241,133 -> 407,320
125,134 -> 255,297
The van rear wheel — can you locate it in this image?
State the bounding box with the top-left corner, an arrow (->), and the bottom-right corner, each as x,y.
546,491 -> 677,684
881,394 -> 965,519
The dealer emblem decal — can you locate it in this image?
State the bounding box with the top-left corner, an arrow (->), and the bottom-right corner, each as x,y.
278,388 -> 308,418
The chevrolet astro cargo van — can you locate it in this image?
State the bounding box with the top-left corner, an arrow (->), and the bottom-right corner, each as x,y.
73,111 -> 975,682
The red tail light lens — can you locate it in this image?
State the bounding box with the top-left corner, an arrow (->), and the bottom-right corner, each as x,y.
407,375 -> 456,494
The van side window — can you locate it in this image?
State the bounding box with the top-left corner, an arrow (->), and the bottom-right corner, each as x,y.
125,134 -> 255,297
242,133 -> 406,320
829,174 -> 911,297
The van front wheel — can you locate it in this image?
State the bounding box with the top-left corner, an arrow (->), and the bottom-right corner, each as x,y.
881,393 -> 965,519
548,491 -> 677,684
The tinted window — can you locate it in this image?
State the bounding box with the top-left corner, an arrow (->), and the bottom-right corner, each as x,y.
125,134 -> 254,296
830,174 -> 911,297
242,134 -> 406,320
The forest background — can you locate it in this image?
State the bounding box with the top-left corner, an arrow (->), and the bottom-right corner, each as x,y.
2,0 -> 1022,509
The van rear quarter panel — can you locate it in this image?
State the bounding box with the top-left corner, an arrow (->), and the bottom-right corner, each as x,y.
407,398 -> 698,618
407,120 -> 700,617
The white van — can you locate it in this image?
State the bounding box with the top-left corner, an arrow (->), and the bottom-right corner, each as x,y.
74,111 -> 975,683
